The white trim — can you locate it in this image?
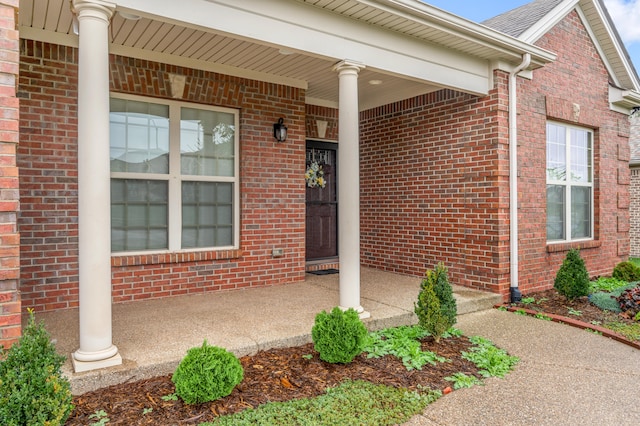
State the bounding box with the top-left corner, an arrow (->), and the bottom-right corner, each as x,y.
109,92 -> 241,253
546,121 -> 595,244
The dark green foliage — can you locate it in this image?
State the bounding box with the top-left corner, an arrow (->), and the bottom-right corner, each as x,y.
616,286 -> 640,318
172,340 -> 244,404
414,263 -> 457,342
311,307 -> 368,364
0,310 -> 73,426
554,249 -> 590,300
612,261 -> 640,282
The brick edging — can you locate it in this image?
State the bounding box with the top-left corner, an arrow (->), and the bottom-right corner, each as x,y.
494,304 -> 640,350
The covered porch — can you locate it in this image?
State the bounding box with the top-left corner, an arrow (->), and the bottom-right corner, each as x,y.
34,268 -> 501,395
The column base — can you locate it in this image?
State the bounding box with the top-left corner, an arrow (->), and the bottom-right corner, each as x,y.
72,346 -> 122,373
339,305 -> 371,319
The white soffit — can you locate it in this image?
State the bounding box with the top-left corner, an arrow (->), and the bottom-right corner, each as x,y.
20,0 -> 557,108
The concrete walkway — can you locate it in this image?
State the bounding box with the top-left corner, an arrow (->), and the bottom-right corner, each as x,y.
406,309 -> 640,425
36,267 -> 640,425
37,267 -> 500,394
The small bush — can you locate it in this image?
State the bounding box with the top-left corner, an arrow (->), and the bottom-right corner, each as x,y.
612,261 -> 640,282
616,286 -> 640,318
172,340 -> 243,404
311,307 -> 368,364
554,249 -> 590,300
414,263 -> 457,342
0,310 -> 73,426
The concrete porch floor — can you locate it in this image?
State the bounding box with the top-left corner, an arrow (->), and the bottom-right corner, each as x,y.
34,267 -> 502,395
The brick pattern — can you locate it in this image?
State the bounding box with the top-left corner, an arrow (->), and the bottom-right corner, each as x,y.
517,10 -> 628,293
18,41 -> 307,312
359,83 -> 511,296
629,115 -> 640,256
357,10 -> 629,300
0,0 -> 20,349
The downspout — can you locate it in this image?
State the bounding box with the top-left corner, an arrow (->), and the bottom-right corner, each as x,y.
508,53 -> 530,303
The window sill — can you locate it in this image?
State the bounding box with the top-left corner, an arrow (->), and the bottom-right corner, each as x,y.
546,240 -> 601,253
112,249 -> 243,267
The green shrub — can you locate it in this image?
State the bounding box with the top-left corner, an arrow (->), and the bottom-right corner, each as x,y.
172,340 -> 243,404
588,283 -> 636,312
0,310 -> 73,426
612,261 -> 640,282
554,249 -> 590,300
414,263 -> 457,343
311,307 -> 368,364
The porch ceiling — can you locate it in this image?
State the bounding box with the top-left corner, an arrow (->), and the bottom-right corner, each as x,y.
19,0 -> 555,110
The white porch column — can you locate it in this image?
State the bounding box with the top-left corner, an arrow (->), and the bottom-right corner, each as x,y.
71,0 -> 122,372
333,60 -> 370,319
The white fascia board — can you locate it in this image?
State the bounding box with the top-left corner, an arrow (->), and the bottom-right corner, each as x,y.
520,0 -> 640,91
115,0 -> 492,95
519,0 -> 579,43
609,86 -> 640,113
363,0 -> 556,66
18,26 -> 308,90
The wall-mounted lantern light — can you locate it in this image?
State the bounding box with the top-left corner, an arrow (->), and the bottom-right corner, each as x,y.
273,118 -> 288,142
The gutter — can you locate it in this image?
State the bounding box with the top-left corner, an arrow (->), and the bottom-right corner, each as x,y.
508,53 -> 531,303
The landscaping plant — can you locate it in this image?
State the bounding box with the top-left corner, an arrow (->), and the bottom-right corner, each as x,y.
172,340 -> 244,404
0,310 -> 74,426
414,262 -> 457,342
553,249 -> 590,300
311,307 -> 368,364
612,260 -> 640,282
589,283 -> 636,312
616,286 -> 640,319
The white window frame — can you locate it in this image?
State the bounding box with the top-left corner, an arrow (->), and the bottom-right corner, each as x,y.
110,93 -> 240,254
546,121 -> 594,243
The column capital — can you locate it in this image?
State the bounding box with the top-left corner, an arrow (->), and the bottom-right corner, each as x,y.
72,0 -> 116,21
333,59 -> 366,74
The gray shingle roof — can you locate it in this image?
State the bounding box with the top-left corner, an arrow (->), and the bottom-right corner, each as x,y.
482,0 -> 565,37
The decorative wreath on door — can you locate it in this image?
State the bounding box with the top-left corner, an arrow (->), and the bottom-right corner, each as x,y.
305,161 -> 326,188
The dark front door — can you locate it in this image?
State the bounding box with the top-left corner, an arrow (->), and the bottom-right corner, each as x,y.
305,142 -> 337,260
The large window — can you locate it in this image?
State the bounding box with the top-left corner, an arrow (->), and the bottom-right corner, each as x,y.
546,122 -> 593,242
110,95 -> 239,253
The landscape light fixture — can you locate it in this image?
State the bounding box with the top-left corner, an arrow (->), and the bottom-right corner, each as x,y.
273,118 -> 288,142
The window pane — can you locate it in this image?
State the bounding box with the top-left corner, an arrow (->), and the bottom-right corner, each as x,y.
546,123 -> 566,181
110,179 -> 168,251
110,99 -> 169,174
546,185 -> 565,241
181,108 -> 235,177
571,186 -> 592,239
570,129 -> 592,183
182,181 -> 234,248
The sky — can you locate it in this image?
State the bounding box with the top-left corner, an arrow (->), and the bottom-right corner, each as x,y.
425,0 -> 640,77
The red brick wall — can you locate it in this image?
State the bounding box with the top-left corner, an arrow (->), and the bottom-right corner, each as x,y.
0,0 -> 20,349
516,9 -> 629,293
358,10 -> 630,299
359,83 -> 511,296
18,41 -> 306,312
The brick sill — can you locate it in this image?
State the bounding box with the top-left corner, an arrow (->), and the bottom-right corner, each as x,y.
546,240 -> 601,253
112,249 -> 243,267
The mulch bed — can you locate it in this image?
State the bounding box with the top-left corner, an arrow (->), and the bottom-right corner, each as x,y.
66,337 -> 479,425
507,289 -> 640,349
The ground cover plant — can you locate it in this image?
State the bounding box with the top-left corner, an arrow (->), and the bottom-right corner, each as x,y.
66,326 -> 518,425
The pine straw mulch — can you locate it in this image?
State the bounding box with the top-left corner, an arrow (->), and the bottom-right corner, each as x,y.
66,336 -> 480,425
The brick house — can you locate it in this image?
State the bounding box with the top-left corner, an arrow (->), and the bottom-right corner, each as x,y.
630,113 -> 640,256
1,0 -> 638,371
